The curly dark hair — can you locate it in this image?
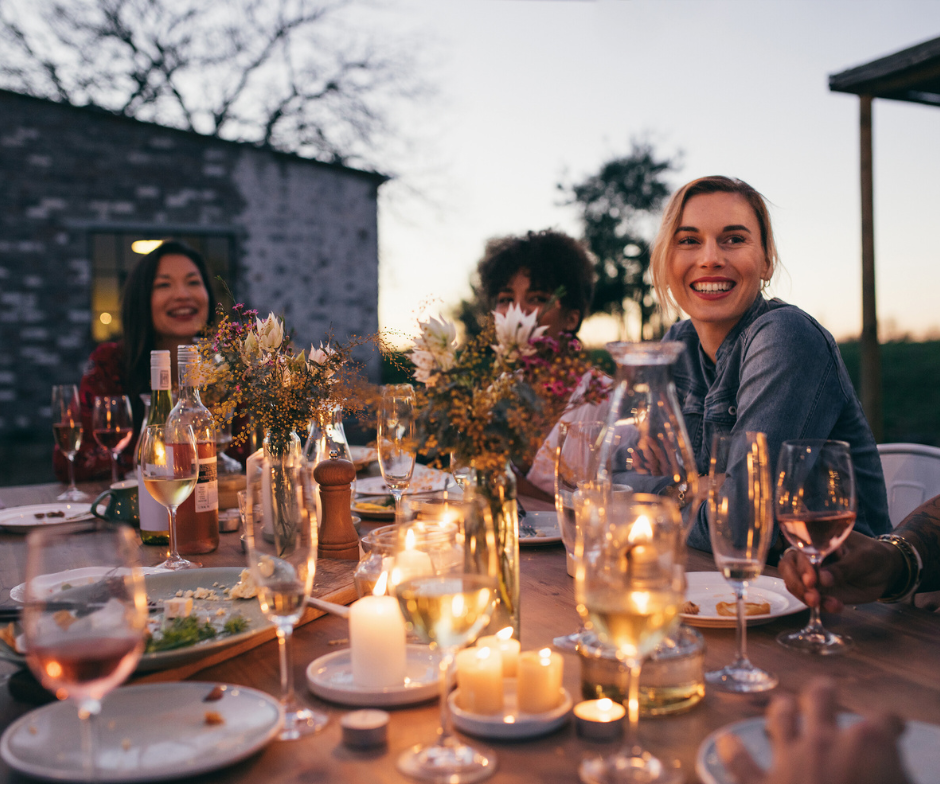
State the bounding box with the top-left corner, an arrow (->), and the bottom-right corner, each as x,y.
476,229 -> 595,332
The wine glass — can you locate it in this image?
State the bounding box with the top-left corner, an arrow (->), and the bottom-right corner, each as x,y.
52,384 -> 88,502
775,440 -> 857,655
22,522 -> 148,782
575,493 -> 683,784
449,452 -> 471,491
245,453 -> 328,740
705,432 -> 777,692
139,423 -> 200,571
377,384 -> 417,522
389,502 -> 499,782
92,395 -> 134,484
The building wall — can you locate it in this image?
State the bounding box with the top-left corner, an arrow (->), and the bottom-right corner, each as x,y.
0,90 -> 383,438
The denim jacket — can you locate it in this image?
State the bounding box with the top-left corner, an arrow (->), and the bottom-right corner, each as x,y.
664,296 -> 890,553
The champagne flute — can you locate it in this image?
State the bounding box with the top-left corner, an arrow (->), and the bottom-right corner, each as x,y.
575,493 -> 683,784
705,432 -> 777,692
449,452 -> 471,491
775,439 -> 857,655
52,384 -> 88,502
92,395 -> 134,484
139,423 -> 200,571
377,384 -> 416,522
246,453 -> 327,739
22,522 -> 148,782
389,501 -> 499,783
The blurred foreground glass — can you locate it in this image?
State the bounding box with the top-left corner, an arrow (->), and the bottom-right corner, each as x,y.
706,432 -> 777,692
92,395 -> 134,485
775,440 -> 856,655
52,384 -> 88,502
388,501 -> 499,783
575,493 -> 683,783
245,454 -> 327,739
377,384 -> 416,522
22,522 -> 148,782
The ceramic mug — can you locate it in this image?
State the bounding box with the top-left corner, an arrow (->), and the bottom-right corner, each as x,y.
92,479 -> 140,526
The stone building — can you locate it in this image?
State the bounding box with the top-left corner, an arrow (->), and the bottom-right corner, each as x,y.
0,88 -> 386,441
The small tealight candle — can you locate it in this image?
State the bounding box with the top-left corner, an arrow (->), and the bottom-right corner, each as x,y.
456,646 -> 503,715
475,627 -> 521,678
349,573 -> 407,689
517,648 -> 564,714
341,709 -> 390,749
390,528 -> 434,586
574,698 -> 625,741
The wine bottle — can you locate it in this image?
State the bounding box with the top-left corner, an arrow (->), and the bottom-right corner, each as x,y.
166,345 -> 219,554
138,350 -> 173,546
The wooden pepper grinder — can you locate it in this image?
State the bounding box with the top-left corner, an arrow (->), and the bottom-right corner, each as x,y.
314,457 -> 360,560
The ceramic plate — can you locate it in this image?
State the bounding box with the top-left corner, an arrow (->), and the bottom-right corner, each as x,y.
448,680 -> 572,740
697,712 -> 940,783
349,446 -> 377,470
519,511 -> 562,546
355,464 -> 453,496
0,503 -> 94,533
10,565 -> 172,604
351,495 -> 396,521
682,572 -> 806,628
0,682 -> 282,782
306,645 -> 439,707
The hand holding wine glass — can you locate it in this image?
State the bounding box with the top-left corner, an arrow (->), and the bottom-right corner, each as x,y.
139,423 -> 200,571
705,432 -> 777,693
92,395 -> 134,484
775,439 -> 857,655
22,522 -> 148,782
377,384 -> 416,522
52,384 -> 88,502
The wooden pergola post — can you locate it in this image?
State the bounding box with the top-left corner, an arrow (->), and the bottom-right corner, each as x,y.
859,95 -> 882,442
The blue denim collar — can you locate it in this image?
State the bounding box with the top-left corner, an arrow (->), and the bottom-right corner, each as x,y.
713,295 -> 772,366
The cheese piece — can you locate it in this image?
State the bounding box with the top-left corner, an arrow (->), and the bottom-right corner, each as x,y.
164,596 -> 193,620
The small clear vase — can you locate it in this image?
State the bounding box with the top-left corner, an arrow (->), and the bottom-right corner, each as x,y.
252,430 -> 303,550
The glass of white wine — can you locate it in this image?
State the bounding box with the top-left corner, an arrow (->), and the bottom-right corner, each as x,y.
377,384 -> 416,522
389,502 -> 499,783
139,423 -> 200,571
92,395 -> 134,485
705,432 -> 777,693
245,453 -> 328,740
52,384 -> 88,502
22,522 -> 148,782
575,493 -> 683,784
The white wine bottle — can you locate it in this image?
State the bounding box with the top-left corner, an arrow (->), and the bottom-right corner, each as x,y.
138,350 -> 173,545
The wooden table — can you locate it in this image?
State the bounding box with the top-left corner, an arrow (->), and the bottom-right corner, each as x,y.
0,480 -> 938,783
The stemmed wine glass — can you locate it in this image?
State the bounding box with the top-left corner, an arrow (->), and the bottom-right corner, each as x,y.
245,453 -> 328,740
389,501 -> 499,782
52,384 -> 88,501
705,432 -> 777,692
139,423 -> 200,571
575,493 -> 683,784
92,395 -> 134,484
775,439 -> 857,655
22,522 -> 148,782
377,384 -> 416,522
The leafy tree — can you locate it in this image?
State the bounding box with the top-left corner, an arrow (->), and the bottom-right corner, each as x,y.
562,142 -> 679,339
0,0 -> 417,167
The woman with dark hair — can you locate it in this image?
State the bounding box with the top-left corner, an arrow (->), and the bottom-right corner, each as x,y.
54,240 -> 214,482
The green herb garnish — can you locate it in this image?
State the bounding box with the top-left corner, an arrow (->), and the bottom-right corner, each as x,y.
145,615 -> 218,653
222,614 -> 249,635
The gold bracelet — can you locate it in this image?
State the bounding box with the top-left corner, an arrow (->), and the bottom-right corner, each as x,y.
877,534 -> 924,602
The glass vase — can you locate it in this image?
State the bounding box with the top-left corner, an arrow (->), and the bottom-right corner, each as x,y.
251,430 -> 303,550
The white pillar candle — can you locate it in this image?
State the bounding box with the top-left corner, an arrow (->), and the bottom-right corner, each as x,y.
517,648 -> 564,714
456,646 -> 504,715
476,627 -> 521,678
574,698 -> 625,740
349,590 -> 406,689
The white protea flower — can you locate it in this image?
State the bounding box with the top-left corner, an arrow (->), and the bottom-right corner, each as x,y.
409,315 -> 457,384
308,342 -> 336,367
492,304 -> 546,362
254,312 -> 284,352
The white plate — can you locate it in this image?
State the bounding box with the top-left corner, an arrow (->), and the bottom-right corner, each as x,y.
351,494 -> 396,521
0,503 -> 94,533
682,572 -> 807,628
0,682 -> 282,782
448,680 -> 572,740
697,712 -> 940,783
10,565 -> 172,604
356,464 -> 453,495
306,645 -> 439,707
349,446 -> 377,470
519,511 -> 562,545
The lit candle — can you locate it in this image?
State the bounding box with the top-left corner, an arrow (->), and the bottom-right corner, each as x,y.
517,648 -> 564,714
349,572 -> 407,689
390,528 -> 434,588
456,646 -> 504,715
476,626 -> 521,677
574,698 -> 625,740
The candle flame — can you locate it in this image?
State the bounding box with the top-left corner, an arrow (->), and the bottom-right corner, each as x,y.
373,571 -> 389,596
405,527 -> 417,551
477,646 -> 491,660
538,647 -> 552,666
496,626 -> 513,641
628,514 -> 653,542
597,698 -> 613,711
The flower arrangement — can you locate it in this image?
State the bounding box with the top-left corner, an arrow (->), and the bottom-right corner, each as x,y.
196,303 -> 372,454
408,304 -> 608,473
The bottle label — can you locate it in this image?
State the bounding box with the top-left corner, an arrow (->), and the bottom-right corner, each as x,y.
194,454 -> 218,513
151,367 -> 171,391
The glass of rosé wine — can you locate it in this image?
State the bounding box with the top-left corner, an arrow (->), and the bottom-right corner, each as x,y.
52,384 -> 88,501
22,522 -> 148,782
775,439 -> 857,655
92,395 -> 134,484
